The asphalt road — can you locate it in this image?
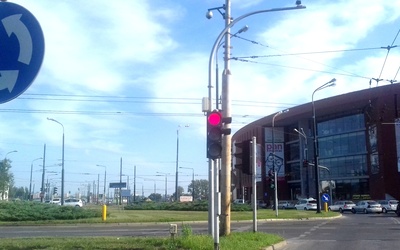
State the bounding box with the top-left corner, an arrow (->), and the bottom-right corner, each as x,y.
1,212 -> 400,250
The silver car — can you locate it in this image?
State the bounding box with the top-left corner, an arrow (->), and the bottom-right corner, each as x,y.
351,200 -> 382,214
378,200 -> 399,213
64,198 -> 83,207
328,200 -> 356,213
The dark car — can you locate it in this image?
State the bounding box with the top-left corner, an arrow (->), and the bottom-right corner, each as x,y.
396,203 -> 400,217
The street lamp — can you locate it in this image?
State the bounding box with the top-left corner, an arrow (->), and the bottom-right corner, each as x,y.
294,128 -> 309,198
30,157 -> 43,200
47,117 -> 65,205
312,78 -> 336,213
179,167 -> 195,200
156,172 -> 170,201
271,109 -> 289,217
96,164 -> 107,204
4,150 -> 17,159
175,125 -> 189,202
207,3 -> 306,236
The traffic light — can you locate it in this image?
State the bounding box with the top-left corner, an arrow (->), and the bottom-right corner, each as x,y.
53,187 -> 58,195
268,170 -> 275,189
303,160 -> 309,168
206,110 -> 231,159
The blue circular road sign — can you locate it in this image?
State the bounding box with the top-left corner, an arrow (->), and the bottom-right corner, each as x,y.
322,193 -> 330,203
0,2 -> 45,104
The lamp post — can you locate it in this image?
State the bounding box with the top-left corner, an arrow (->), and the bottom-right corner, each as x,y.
156,172 -> 170,201
179,167 -> 195,200
294,128 -> 309,198
271,109 -> 289,217
96,164 -> 107,204
312,78 -> 336,213
47,117 -> 65,205
175,125 -> 189,202
207,3 -> 305,236
30,157 -> 43,200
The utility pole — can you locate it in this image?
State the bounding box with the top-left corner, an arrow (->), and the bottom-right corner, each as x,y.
220,0 -> 232,236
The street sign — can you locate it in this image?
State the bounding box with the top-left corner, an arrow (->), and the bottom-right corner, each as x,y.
322,193 -> 330,203
0,2 -> 45,104
109,182 -> 127,188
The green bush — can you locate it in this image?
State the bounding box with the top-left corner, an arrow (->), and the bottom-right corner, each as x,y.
123,201 -> 253,211
0,201 -> 102,222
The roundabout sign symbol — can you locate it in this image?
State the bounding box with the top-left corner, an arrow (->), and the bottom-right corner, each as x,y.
0,2 -> 45,104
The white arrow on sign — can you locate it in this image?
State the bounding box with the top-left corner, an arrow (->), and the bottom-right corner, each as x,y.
0,70 -> 19,92
0,14 -> 34,93
2,14 -> 33,65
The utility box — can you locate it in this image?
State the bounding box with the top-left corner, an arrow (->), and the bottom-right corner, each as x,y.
169,224 -> 178,238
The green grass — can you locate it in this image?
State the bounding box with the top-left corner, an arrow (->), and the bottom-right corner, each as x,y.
0,233 -> 284,250
0,202 -> 338,249
0,204 -> 337,225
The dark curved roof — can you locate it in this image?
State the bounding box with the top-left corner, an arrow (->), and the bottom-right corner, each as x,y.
233,83 -> 400,140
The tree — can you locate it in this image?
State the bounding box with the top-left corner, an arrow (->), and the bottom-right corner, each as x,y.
171,186 -> 184,201
9,186 -> 29,200
148,193 -> 162,202
188,179 -> 209,200
0,159 -> 14,200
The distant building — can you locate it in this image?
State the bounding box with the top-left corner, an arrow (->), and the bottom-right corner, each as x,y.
0,189 -> 9,201
232,83 -> 400,204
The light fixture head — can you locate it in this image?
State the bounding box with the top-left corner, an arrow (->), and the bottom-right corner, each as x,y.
206,10 -> 213,19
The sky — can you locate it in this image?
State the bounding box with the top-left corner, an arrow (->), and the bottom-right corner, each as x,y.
1,0 -> 400,198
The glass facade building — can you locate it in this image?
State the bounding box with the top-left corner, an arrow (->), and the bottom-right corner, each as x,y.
232,84 -> 400,204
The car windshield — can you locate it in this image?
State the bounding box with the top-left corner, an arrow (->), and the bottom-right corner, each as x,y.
368,201 -> 379,205
309,200 -> 317,204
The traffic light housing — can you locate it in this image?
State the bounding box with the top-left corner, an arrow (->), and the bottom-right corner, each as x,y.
268,170 -> 275,189
53,187 -> 58,195
206,110 -> 231,159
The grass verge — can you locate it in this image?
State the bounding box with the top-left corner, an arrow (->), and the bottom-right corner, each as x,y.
0,232 -> 284,250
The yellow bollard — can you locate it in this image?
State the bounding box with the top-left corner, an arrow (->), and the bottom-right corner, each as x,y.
102,204 -> 107,221
324,202 -> 328,212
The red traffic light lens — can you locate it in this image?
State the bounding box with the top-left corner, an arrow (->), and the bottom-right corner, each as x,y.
208,112 -> 222,126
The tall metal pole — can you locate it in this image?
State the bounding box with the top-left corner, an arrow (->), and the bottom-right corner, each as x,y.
207,4 -> 306,235
104,168 -> 106,203
175,128 -> 179,202
61,130 -> 64,205
175,125 -> 189,202
119,157 -> 122,205
251,136 -> 257,232
220,0 -> 232,237
312,78 -> 336,213
294,128 -> 309,198
157,171 -> 170,201
41,144 -> 46,202
272,109 -> 288,217
30,157 -> 42,200
96,164 -> 107,203
133,165 -> 136,202
47,118 -> 65,205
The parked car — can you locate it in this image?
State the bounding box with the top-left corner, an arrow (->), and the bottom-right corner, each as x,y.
295,198 -> 317,210
396,203 -> 400,217
64,198 -> 83,207
377,200 -> 399,213
278,200 -> 295,209
257,200 -> 267,208
351,200 -> 382,214
328,200 -> 356,213
50,198 -> 61,205
233,199 -> 246,204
